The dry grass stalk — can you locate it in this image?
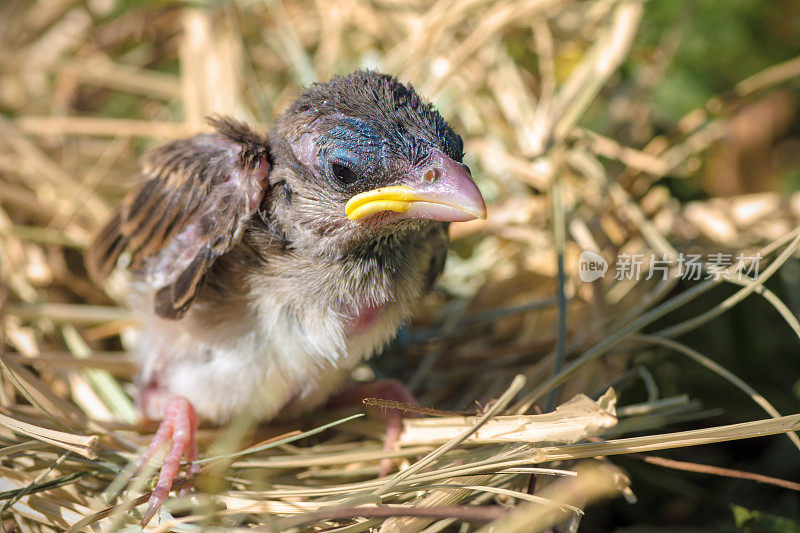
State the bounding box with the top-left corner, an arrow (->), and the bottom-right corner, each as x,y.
1,0 -> 799,530
399,392 -> 617,446
476,462 -> 630,533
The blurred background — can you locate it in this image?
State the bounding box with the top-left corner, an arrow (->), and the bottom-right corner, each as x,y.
1,0 -> 799,531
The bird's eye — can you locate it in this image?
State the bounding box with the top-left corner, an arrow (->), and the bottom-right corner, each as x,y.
330,162 -> 359,185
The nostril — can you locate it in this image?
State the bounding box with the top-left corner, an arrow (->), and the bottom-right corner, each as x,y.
423,168 -> 440,182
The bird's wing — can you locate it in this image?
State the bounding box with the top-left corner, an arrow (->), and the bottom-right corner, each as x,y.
86,116 -> 270,319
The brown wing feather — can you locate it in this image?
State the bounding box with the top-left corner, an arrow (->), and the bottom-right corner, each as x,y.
86,116 -> 270,319
153,245 -> 212,318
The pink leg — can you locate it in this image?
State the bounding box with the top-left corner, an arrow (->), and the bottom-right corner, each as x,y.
136,396 -> 199,526
328,379 -> 420,476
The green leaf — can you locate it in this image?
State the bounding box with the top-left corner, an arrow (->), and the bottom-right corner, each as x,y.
731,505 -> 800,533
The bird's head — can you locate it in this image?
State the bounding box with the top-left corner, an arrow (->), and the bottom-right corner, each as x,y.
266,71 -> 486,248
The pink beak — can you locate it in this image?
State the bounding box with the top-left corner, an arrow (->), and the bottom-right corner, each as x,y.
345,150 -> 487,222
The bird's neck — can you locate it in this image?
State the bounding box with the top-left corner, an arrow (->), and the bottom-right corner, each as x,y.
265,202 -> 435,265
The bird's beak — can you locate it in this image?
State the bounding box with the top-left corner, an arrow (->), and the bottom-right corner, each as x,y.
345,150 -> 487,222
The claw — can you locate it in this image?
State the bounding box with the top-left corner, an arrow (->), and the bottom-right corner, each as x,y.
329,379 -> 420,476
379,407 -> 406,477
137,396 -> 199,526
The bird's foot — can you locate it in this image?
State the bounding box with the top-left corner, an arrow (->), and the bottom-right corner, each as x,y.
329,379 -> 420,476
135,396 -> 199,526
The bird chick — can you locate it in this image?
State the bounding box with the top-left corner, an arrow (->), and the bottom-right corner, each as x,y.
86,70 -> 486,524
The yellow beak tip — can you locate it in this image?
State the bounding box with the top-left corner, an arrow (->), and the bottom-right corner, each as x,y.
345,186 -> 416,221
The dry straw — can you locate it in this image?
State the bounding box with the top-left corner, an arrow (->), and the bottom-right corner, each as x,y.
1,0 -> 799,530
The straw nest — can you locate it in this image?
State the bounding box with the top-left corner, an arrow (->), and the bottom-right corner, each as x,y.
1,0 -> 799,531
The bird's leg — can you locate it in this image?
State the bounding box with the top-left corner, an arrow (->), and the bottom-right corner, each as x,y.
328,379 -> 420,476
135,393 -> 199,526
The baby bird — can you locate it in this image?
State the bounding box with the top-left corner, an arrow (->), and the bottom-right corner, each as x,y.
86,70 -> 486,524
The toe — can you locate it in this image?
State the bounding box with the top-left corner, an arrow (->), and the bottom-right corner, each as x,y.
139,396 -> 198,526
379,408 -> 405,477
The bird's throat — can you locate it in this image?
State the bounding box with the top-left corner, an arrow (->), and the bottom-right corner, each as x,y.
345,301 -> 388,336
